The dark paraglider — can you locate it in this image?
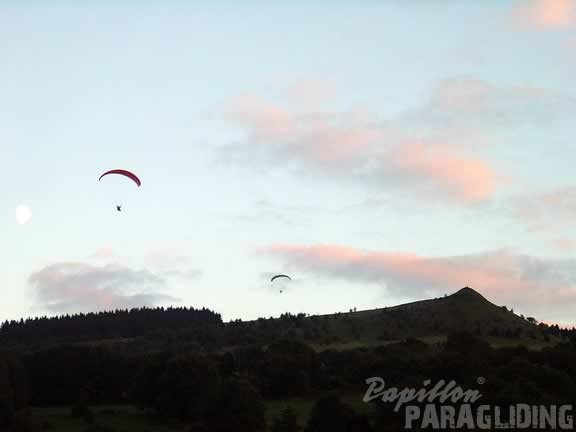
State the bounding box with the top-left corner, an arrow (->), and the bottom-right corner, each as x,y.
271,274 -> 292,293
271,274 -> 291,283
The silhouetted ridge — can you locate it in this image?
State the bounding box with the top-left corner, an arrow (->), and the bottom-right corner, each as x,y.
0,286 -> 562,354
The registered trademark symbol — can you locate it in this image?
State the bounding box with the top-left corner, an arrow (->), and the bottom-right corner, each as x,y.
477,377 -> 485,385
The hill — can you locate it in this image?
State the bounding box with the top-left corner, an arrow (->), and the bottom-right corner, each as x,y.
5,286 -> 573,431
1,286 -> 554,354
256,286 -> 540,349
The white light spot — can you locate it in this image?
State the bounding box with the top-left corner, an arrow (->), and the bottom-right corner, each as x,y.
16,205 -> 32,225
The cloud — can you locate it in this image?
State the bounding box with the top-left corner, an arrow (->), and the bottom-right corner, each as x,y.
222,92 -> 504,203
510,0 -> 576,30
264,243 -> 576,320
504,185 -> 576,232
281,78 -> 336,107
549,237 -> 576,252
142,248 -> 191,268
403,78 -> 576,134
221,78 -> 576,206
383,141 -> 500,201
160,268 -> 204,280
28,262 -> 179,314
87,247 -> 203,282
88,248 -> 117,262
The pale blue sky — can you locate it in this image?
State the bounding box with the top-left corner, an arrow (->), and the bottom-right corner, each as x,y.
1,1 -> 576,326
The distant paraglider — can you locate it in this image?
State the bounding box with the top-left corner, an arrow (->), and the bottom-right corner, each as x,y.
271,274 -> 291,293
271,274 -> 291,283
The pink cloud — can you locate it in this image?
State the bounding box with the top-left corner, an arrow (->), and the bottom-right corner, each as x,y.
387,141 -> 499,201
228,95 -> 297,140
222,78 -> 576,209
224,95 -> 501,203
511,0 -> 576,30
267,244 -> 525,294
265,243 -> 576,321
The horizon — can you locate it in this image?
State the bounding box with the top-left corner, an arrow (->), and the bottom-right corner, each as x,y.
2,1 -> 576,329
2,284 -> 573,331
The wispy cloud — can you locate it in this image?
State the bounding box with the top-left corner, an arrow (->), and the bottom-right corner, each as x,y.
89,248 -> 117,261
160,268 -> 203,280
281,78 -> 336,107
221,90 -> 506,203
504,185 -> 576,232
403,78 -> 576,134
142,248 -> 192,269
265,243 -> 576,321
220,78 -> 574,207
29,262 -> 179,314
87,247 -> 203,281
383,141 -> 500,202
549,237 -> 576,252
510,0 -> 576,30
30,246 -> 203,314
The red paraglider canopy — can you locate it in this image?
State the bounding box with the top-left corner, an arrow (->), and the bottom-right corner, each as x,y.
99,169 -> 141,187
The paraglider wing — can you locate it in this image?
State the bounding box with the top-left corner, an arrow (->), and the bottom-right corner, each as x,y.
271,274 -> 291,283
99,169 -> 141,187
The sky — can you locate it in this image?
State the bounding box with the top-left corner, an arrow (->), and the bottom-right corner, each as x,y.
1,0 -> 576,327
